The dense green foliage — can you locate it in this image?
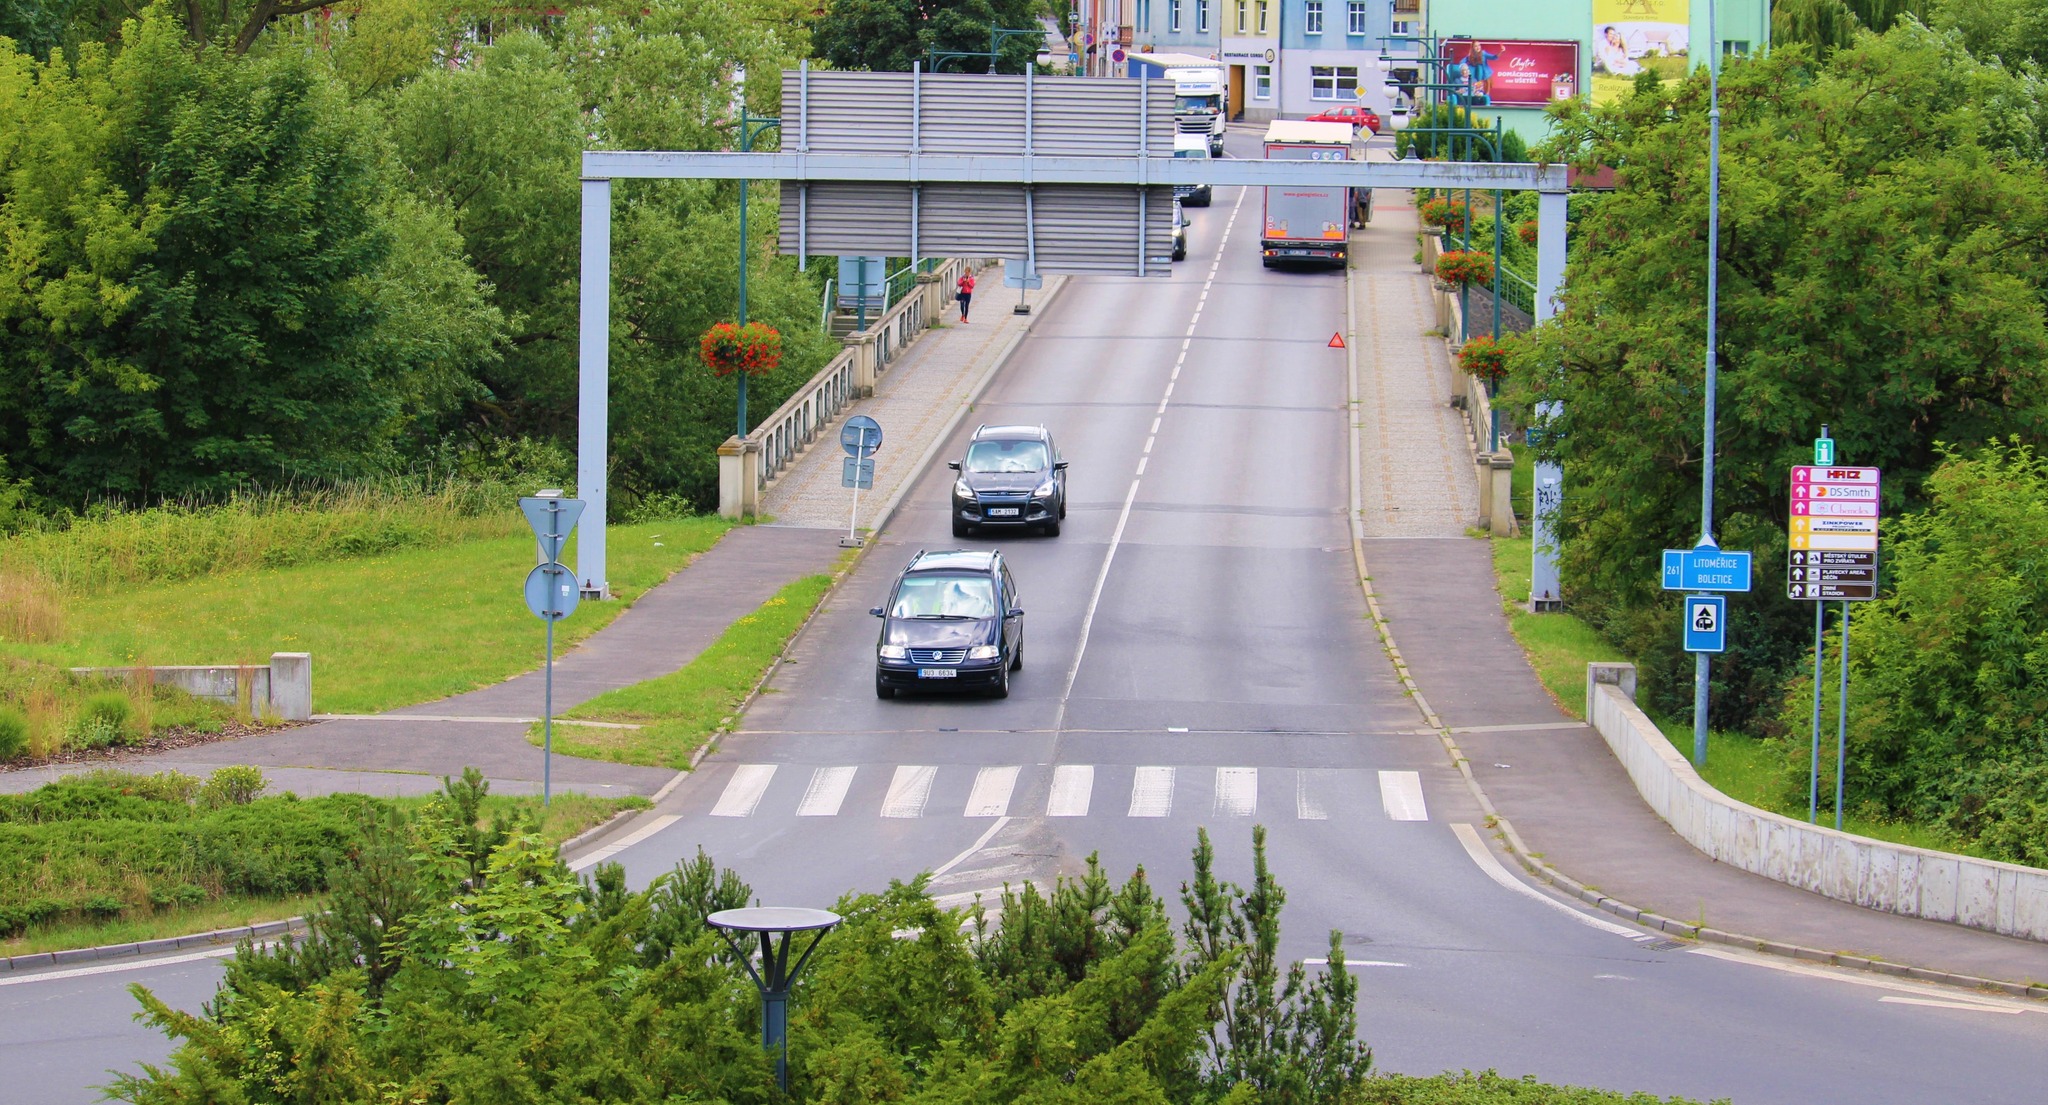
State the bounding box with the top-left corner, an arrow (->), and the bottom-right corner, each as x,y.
1511,25 -> 2048,732
1394,104 -> 1530,163
0,767 -> 380,936
1769,442 -> 2048,862
812,0 -> 1048,74
1773,1 -> 2048,67
1,0 -> 834,517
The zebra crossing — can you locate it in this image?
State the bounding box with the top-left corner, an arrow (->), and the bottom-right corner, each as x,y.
699,763 -> 1433,822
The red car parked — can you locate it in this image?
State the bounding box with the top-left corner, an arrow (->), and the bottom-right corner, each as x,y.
1304,104 -> 1381,134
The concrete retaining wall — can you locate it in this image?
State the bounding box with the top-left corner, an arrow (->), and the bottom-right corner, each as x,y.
1587,663 -> 2048,942
72,652 -> 312,722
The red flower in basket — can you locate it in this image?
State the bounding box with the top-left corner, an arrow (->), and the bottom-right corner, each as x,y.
700,321 -> 783,378
1457,336 -> 1510,385
1434,249 -> 1494,287
1419,196 -> 1468,233
1517,219 -> 1539,246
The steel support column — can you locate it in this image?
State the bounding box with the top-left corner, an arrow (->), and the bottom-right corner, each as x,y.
576,177 -> 611,598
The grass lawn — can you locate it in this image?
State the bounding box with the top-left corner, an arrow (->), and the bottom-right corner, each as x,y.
0,790 -> 642,957
1484,534 -> 1967,855
3,517 -> 732,714
540,566 -> 846,769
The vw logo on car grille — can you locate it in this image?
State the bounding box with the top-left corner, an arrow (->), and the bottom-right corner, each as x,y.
909,648 -> 967,665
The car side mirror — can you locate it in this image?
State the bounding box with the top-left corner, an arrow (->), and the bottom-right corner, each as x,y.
1006,608 -> 1025,618
946,461 -> 961,470
870,607 -> 885,617
1053,461 -> 1068,471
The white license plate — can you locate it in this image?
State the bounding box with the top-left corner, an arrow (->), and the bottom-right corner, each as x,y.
988,507 -> 1020,517
918,668 -> 957,679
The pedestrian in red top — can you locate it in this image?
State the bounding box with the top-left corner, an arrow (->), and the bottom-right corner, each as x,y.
956,270 -> 975,323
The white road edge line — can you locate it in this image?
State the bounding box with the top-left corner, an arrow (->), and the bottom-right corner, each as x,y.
0,944 -> 240,986
1451,822 -> 1646,940
1687,945 -> 2048,1014
931,816 -> 1013,879
567,814 -> 682,871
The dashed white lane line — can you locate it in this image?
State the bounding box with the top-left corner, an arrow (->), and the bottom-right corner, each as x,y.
1046,764 -> 1095,816
1129,765 -> 1175,817
964,765 -> 1020,817
1378,770 -> 1429,821
881,765 -> 937,818
1451,822 -> 1646,940
711,764 -> 776,817
797,766 -> 857,816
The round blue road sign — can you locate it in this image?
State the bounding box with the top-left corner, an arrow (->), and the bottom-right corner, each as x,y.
524,562 -> 580,621
840,415 -> 883,457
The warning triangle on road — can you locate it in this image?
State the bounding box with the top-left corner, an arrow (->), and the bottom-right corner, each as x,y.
1328,332 -> 1346,348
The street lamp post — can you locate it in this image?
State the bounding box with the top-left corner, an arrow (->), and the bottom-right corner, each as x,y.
707,907 -> 841,1094
1694,0 -> 1725,766
735,109 -> 781,441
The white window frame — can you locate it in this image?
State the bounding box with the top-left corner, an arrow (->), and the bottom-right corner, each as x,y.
1305,0 -> 1322,34
1346,0 -> 1368,35
1391,18 -> 1416,37
1170,0 -> 1181,32
1235,0 -> 1246,33
1197,0 -> 1208,33
1310,64 -> 1359,100
1256,0 -> 1268,33
1253,64 -> 1272,100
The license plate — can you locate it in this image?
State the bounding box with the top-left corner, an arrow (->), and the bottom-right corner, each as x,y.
918,668 -> 956,679
988,507 -> 1019,517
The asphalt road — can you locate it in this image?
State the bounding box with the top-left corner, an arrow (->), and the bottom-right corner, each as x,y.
8,165 -> 2047,1103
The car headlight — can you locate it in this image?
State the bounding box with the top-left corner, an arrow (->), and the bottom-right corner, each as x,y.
967,645 -> 1000,660
878,644 -> 908,659
1033,478 -> 1056,497
954,479 -> 974,500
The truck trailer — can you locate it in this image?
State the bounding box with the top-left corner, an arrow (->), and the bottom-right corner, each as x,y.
1259,120 -> 1360,269
1126,53 -> 1226,155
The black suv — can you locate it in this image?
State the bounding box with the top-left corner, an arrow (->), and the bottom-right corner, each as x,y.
871,549 -> 1024,699
948,424 -> 1067,537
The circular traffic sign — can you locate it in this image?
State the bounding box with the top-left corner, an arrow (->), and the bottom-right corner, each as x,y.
524,562 -> 579,621
840,415 -> 883,457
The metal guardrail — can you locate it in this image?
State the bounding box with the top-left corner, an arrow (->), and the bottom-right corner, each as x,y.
1496,264 -> 1536,315
751,259 -> 963,491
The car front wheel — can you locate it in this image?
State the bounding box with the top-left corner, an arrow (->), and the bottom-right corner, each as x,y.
875,676 -> 895,699
989,661 -> 1009,699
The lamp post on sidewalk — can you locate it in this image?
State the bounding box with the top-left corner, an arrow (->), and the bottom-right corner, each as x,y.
1693,0 -> 1725,766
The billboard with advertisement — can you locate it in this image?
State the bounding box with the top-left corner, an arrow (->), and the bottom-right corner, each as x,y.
1437,39 -> 1581,108
1591,0 -> 1690,103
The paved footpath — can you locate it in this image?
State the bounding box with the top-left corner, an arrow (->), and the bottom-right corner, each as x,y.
1346,185 -> 2048,990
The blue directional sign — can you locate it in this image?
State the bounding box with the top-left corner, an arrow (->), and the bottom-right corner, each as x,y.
1661,542 -> 1752,592
1683,594 -> 1727,653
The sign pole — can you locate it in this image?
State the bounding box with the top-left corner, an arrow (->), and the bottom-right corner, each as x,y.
544,586 -> 555,807
847,425 -> 867,544
1809,598 -> 1825,825
1834,600 -> 1851,830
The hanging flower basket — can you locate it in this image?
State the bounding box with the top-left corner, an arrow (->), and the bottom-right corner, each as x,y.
1457,336 -> 1510,385
699,321 -> 783,378
1419,196 -> 1468,233
1434,249 -> 1494,287
1517,218 -> 1539,247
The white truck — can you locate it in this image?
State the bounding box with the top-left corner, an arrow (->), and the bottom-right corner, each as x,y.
1259,120 -> 1361,269
1126,53 -> 1226,155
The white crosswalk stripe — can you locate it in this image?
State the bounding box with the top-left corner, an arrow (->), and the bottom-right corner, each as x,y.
881,765 -> 937,818
797,766 -> 857,816
964,765 -> 1020,817
1296,769 -> 1331,821
1213,767 -> 1258,817
1129,765 -> 1175,817
1378,770 -> 1428,821
1046,764 -> 1094,816
711,764 -> 776,817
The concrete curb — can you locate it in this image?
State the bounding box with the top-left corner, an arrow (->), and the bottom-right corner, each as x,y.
0,917 -> 306,976
1339,230 -> 2048,1002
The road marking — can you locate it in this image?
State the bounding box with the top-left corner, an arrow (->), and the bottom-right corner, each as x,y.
1878,996 -> 2023,1015
710,764 -> 776,817
964,765 -> 1020,817
1296,769 -> 1330,821
1378,770 -> 1428,821
797,766 -> 858,816
0,945 -> 240,987
1143,435 -> 1155,453
1136,456 -> 1149,476
1688,945 -> 2048,1014
1046,764 -> 1094,816
1451,822 -> 1646,939
881,765 -> 937,818
1213,767 -> 1258,817
567,814 -> 681,871
931,815 -> 1012,878
1150,417 -> 1162,435
1129,766 -> 1175,817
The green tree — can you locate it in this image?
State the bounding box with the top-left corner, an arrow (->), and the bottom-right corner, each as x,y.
813,0 -> 1046,74
1513,25 -> 2048,727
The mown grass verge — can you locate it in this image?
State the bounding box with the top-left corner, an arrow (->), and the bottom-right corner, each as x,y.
537,567 -> 845,769
0,767 -> 641,954
2,517 -> 732,716
1359,1070 -> 1715,1104
1486,534 -> 1966,855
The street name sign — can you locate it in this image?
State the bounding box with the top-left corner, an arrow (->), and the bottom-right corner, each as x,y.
1661,542 -> 1752,592
1788,466 -> 1880,600
841,456 -> 875,490
1683,594 -> 1727,653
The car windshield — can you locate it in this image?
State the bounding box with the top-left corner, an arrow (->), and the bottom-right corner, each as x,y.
964,439 -> 1048,474
891,574 -> 997,619
1174,148 -> 1209,159
1174,95 -> 1220,113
